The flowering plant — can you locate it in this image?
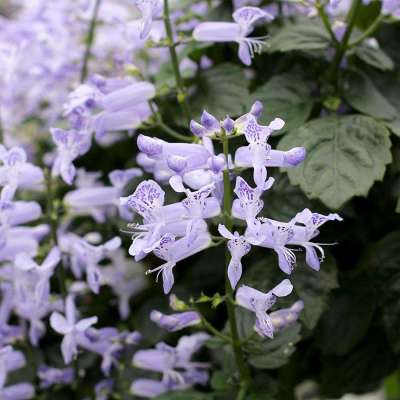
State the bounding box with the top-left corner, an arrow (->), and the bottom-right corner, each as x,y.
0,0 -> 399,399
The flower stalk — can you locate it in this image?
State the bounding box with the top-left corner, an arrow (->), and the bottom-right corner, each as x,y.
221,131 -> 252,397
80,0 -> 102,83
45,169 -> 67,296
329,0 -> 362,88
163,0 -> 191,124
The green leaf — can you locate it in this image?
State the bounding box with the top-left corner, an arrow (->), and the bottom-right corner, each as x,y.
188,63 -> 249,120
320,331 -> 396,398
386,119 -> 400,138
362,231 -> 400,353
155,391 -> 213,400
211,370 -> 233,391
245,323 -> 302,370
291,260 -> 338,330
264,172 -> 312,222
343,72 -> 398,120
249,73 -> 313,133
278,115 -> 392,209
354,42 -> 395,71
268,21 -> 331,53
317,280 -> 376,355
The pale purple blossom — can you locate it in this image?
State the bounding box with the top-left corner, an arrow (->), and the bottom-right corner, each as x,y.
64,168 -> 142,222
51,128 -> 91,185
0,146 -> 43,201
193,7 -> 274,65
0,346 -> 35,399
150,310 -> 201,331
146,232 -> 211,294
218,224 -> 252,289
132,332 -> 210,398
133,0 -> 163,40
236,280 -> 294,338
50,295 -> 98,364
233,114 -> 306,187
38,365 -> 74,388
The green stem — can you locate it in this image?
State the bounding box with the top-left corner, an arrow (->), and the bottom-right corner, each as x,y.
148,101 -> 193,142
316,0 -> 339,45
0,118 -> 3,144
348,14 -> 384,48
158,120 -> 193,142
80,0 -> 102,83
163,0 -> 191,124
237,386 -> 248,400
329,0 -> 362,89
192,304 -> 233,343
221,132 -> 252,394
45,170 -> 67,296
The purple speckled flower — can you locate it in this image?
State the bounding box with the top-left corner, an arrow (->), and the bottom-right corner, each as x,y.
236,280 -> 294,338
193,7 -> 274,65
218,224 -> 252,289
132,332 -> 210,398
234,114 -> 306,187
150,310 -> 201,331
146,232 -> 211,294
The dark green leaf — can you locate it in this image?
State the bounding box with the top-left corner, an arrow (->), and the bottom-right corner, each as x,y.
320,328 -> 396,397
265,172 -> 312,222
278,115 -> 392,209
291,260 -> 338,330
250,73 -> 313,133
155,391 -> 213,400
317,280 -> 376,355
354,42 -> 395,71
363,231 -> 400,353
268,21 -> 331,53
387,119 -> 400,138
245,323 -> 302,370
188,63 -> 250,120
343,72 -> 398,120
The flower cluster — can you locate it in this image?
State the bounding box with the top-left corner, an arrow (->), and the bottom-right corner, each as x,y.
117,101 -> 341,395
0,0 -> 354,398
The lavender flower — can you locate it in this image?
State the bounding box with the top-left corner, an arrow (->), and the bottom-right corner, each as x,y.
62,235 -> 121,294
150,310 -> 201,331
269,300 -> 304,332
193,7 -> 274,65
236,280 -> 295,338
51,128 -> 91,185
64,168 -> 142,222
50,295 -> 98,364
64,76 -> 155,140
132,332 -> 210,398
8,247 -> 61,344
38,365 -> 74,388
133,0 -> 163,40
286,209 -> 343,271
0,346 -> 35,399
0,146 -> 43,201
101,250 -> 147,319
121,179 -> 216,263
233,114 -> 306,187
76,327 -> 141,375
218,224 -> 251,289
146,232 -> 211,294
